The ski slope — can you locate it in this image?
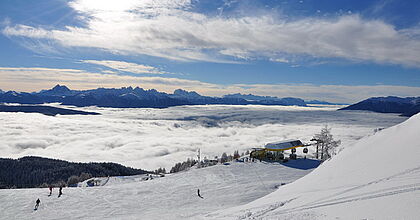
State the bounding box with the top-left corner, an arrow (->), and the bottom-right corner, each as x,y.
0,160 -> 319,220
207,113 -> 420,219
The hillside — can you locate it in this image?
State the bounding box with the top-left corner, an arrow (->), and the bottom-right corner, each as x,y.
0,105 -> 99,116
0,157 -> 149,188
208,113 -> 420,219
339,96 -> 420,117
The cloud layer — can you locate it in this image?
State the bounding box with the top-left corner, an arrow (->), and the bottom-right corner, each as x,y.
81,60 -> 172,75
0,105 -> 406,170
3,0 -> 420,66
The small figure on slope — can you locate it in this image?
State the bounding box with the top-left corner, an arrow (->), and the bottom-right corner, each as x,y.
58,186 -> 63,198
34,198 -> 40,210
48,186 -> 53,196
197,188 -> 204,199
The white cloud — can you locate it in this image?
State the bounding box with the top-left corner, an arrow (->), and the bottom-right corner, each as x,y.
0,105 -> 406,170
269,58 -> 289,63
0,67 -> 419,103
81,60 -> 171,75
3,0 -> 420,66
101,70 -> 118,74
3,25 -> 52,38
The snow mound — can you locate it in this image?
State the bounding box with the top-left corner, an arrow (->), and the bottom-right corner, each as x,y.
207,113 -> 420,219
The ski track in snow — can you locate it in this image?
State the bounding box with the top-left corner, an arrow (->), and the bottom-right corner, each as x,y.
291,165 -> 420,210
239,177 -> 420,219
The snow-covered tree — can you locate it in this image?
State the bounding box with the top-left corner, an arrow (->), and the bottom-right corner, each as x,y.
220,152 -> 228,163
169,158 -> 197,173
79,172 -> 92,182
67,175 -> 80,185
312,125 -> 341,160
154,167 -> 166,174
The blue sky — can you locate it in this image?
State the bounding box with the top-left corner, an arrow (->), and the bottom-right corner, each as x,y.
0,0 -> 419,102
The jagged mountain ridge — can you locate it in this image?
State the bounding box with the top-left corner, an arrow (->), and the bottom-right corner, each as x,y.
0,85 -> 308,108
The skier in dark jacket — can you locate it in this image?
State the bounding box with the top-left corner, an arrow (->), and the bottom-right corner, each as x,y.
34,198 -> 40,210
48,186 -> 53,196
197,189 -> 204,199
58,186 -> 63,198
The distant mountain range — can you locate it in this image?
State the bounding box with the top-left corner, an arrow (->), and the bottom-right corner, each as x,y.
0,85 -> 321,108
223,93 -> 307,106
2,86 -> 417,116
305,100 -> 348,105
339,96 -> 420,117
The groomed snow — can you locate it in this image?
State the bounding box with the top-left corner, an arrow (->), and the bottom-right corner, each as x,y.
0,160 -> 319,220
206,113 -> 420,219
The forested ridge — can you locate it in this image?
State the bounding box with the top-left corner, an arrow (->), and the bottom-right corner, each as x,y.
0,156 -> 149,189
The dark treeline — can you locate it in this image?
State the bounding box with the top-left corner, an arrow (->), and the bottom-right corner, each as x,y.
170,158 -> 198,173
0,156 -> 150,189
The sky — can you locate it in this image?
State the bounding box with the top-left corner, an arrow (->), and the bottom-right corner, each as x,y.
0,0 -> 419,103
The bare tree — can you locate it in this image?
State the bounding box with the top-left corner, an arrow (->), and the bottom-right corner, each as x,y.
312,125 -> 341,160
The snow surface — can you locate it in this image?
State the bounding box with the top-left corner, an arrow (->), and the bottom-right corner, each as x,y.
0,160 -> 318,220
206,113 -> 420,219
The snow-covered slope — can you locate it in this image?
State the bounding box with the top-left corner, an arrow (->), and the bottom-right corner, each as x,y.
0,161 -> 317,220
208,113 -> 420,219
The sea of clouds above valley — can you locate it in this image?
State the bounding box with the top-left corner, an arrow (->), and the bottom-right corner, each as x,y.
0,105 -> 406,170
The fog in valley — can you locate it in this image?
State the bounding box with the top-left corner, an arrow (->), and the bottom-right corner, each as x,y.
0,105 -> 406,170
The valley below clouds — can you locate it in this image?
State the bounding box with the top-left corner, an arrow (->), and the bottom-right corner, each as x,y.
0,105 -> 406,170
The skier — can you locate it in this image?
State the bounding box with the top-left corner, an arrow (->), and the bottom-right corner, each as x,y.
34,198 -> 40,210
48,186 -> 53,196
197,188 -> 204,199
58,186 -> 63,198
